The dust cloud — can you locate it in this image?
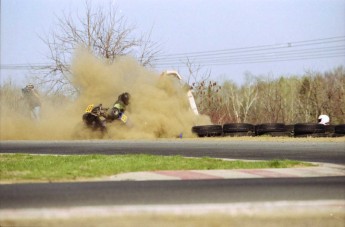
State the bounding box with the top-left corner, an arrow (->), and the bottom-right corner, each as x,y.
0,48 -> 211,140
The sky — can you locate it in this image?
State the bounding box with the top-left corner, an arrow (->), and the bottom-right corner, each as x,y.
1,0 -> 345,86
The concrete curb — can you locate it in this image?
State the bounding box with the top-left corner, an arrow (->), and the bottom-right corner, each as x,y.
107,163 -> 345,181
1,163 -> 344,184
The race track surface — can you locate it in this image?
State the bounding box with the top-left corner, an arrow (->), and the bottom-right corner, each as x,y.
1,139 -> 345,164
0,140 -> 344,211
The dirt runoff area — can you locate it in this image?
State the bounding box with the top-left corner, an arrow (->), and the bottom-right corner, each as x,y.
1,201 -> 344,227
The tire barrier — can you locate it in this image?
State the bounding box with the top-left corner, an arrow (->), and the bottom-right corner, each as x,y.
191,123 -> 345,138
335,124 -> 345,134
191,125 -> 223,137
222,123 -> 255,137
334,124 -> 345,137
293,123 -> 326,137
255,123 -> 291,137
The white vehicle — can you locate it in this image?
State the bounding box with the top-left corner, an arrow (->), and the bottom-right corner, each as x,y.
160,70 -> 199,115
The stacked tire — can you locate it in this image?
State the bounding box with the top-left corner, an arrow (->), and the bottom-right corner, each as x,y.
191,123 -> 345,138
223,123 -> 255,137
191,125 -> 223,137
292,124 -> 345,137
255,123 -> 291,137
333,124 -> 345,137
293,124 -> 326,137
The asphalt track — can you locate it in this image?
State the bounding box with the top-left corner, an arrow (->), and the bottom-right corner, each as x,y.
1,140 -> 345,163
1,177 -> 344,209
0,140 -> 344,209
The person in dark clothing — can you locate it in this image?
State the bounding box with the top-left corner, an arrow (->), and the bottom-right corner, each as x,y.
21,84 -> 41,120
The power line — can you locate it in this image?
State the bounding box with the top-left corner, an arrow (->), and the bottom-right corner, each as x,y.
154,39 -> 345,62
1,36 -> 344,70
154,53 -> 345,68
154,46 -> 345,65
153,37 -> 345,67
0,64 -> 53,70
155,36 -> 345,59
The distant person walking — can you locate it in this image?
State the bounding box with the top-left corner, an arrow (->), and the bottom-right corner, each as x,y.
21,84 -> 41,120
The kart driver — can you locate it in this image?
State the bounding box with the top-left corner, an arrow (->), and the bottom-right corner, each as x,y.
105,92 -> 130,122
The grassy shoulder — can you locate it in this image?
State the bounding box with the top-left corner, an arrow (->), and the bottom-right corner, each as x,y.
0,154 -> 313,183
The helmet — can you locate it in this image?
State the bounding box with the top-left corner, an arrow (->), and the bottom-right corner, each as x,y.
318,115 -> 330,125
118,92 -> 130,105
25,84 -> 34,89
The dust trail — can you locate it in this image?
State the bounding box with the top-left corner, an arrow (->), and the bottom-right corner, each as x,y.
0,48 -> 211,140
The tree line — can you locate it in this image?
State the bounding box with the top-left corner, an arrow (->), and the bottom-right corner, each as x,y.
193,66 -> 345,125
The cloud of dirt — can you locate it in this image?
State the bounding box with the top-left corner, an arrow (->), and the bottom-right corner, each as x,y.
0,48 -> 211,140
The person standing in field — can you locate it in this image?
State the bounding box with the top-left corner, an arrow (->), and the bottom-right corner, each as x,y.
21,84 -> 41,120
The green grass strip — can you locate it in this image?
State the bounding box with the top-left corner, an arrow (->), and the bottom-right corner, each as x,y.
0,154 -> 312,182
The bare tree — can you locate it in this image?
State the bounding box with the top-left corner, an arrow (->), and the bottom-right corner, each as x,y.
324,67 -> 345,123
183,58 -> 211,86
136,26 -> 161,67
239,73 -> 258,123
184,60 -> 222,120
220,74 -> 257,124
37,1 -> 159,95
220,81 -> 241,123
297,67 -> 345,124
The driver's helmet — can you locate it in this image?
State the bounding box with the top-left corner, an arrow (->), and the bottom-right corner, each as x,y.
118,92 -> 130,105
318,114 -> 330,125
